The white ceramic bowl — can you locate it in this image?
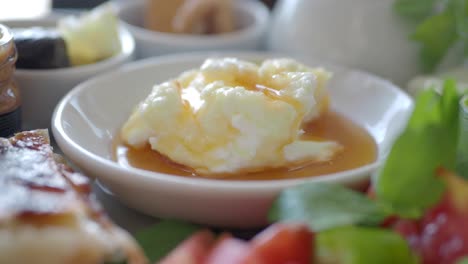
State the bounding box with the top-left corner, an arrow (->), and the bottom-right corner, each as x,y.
116,0 -> 269,59
52,51 -> 413,228
268,0 -> 420,87
4,17 -> 135,130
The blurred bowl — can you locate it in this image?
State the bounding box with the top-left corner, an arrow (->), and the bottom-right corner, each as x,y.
4,17 -> 135,130
116,0 -> 269,59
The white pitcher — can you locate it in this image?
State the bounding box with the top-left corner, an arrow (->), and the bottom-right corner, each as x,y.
267,0 -> 420,87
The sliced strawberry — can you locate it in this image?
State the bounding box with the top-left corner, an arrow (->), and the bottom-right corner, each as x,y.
248,223 -> 314,264
395,169 -> 468,264
392,218 -> 421,251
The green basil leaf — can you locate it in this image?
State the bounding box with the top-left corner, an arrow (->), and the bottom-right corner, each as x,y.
457,257 -> 468,264
268,183 -> 388,231
316,226 -> 419,264
135,220 -> 200,262
394,0 -> 438,20
412,10 -> 458,72
376,80 -> 460,218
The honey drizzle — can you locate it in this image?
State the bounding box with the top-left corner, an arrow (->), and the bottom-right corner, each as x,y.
113,111 -> 377,181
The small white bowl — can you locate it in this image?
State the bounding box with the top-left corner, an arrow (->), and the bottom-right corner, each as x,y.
116,0 -> 269,59
4,17 -> 135,130
52,51 -> 413,228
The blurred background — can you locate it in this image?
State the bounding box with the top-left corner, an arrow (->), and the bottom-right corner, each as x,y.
52,0 -> 277,9
0,0 -> 276,20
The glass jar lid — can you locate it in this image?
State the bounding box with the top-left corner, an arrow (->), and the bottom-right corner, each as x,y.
0,24 -> 16,67
0,24 -> 13,46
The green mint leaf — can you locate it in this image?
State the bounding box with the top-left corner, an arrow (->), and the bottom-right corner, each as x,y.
135,220 -> 200,262
412,10 -> 458,72
376,80 -> 460,218
394,0 -> 438,20
316,226 -> 419,264
268,183 -> 388,231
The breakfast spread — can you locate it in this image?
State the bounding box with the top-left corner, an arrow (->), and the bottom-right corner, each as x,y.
0,24 -> 21,137
12,3 -> 120,69
119,58 -> 371,177
2,0 -> 468,263
135,82 -> 468,264
144,0 -> 235,34
0,130 -> 147,264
